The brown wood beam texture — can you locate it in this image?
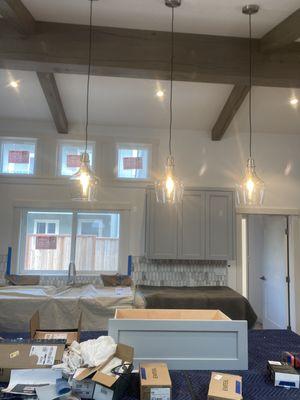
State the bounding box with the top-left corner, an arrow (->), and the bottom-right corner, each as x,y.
261,8 -> 300,53
0,0 -> 35,34
0,21 -> 300,88
37,72 -> 68,134
0,1 -> 69,134
211,85 -> 249,141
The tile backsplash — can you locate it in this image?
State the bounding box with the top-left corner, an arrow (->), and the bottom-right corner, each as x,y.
1,251 -> 227,288
132,256 -> 228,287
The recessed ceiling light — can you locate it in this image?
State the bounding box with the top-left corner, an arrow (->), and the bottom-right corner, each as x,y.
290,97 -> 299,106
156,90 -> 164,98
8,80 -> 19,88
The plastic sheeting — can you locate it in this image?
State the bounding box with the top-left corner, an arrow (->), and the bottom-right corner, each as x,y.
0,284 -> 134,332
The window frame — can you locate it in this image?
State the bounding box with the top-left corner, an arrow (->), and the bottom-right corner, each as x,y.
16,207 -> 128,276
56,139 -> 96,177
115,142 -> 152,181
33,219 -> 59,235
0,137 -> 37,176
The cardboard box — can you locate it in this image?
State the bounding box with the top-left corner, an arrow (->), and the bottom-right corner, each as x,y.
208,372 -> 242,400
75,343 -> 134,400
30,310 -> 82,345
267,361 -> 300,389
0,340 -> 65,382
140,363 -> 172,400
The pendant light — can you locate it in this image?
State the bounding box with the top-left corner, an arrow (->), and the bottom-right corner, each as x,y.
236,4 -> 265,207
155,0 -> 184,205
70,0 -> 100,201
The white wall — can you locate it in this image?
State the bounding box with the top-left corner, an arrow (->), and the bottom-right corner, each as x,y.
1,119 -> 300,261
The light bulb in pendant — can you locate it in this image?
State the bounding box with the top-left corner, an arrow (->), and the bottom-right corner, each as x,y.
236,158 -> 265,207
70,152 -> 99,202
155,156 -> 183,204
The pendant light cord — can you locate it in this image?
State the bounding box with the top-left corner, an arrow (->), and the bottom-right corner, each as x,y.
169,6 -> 175,156
85,0 -> 94,153
248,12 -> 252,159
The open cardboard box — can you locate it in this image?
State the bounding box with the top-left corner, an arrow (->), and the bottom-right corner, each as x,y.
0,341 -> 65,382
30,310 -> 82,345
75,343 -> 134,400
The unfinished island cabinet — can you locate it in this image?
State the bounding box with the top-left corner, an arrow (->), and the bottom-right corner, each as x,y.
108,309 -> 248,370
145,188 -> 236,260
206,191 -> 235,260
146,189 -> 178,259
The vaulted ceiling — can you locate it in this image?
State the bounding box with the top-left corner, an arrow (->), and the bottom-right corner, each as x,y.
0,0 -> 299,138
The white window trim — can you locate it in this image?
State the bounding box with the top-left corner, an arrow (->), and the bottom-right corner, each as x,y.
13,206 -> 129,276
0,137 -> 37,176
33,219 -> 59,235
56,139 -> 96,177
115,142 -> 152,181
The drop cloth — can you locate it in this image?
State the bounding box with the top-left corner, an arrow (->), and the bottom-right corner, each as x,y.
0,284 -> 134,332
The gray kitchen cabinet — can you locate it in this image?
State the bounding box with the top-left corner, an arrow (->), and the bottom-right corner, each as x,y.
178,190 -> 205,259
205,191 -> 235,260
146,188 -> 235,260
146,189 -> 178,259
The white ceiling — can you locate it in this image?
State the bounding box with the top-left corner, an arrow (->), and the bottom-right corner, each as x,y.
0,70 -> 299,135
23,0 -> 300,38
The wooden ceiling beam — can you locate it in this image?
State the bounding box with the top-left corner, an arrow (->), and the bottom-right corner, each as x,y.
0,21 -> 300,88
37,72 -> 68,134
261,8 -> 300,53
0,0 -> 35,35
0,1 -> 69,133
211,85 -> 249,141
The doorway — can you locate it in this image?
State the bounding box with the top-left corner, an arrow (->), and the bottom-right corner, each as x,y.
247,215 -> 290,330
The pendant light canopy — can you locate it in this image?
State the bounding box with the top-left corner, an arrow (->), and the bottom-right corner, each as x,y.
155,0 -> 184,205
70,0 -> 99,202
236,4 -> 265,207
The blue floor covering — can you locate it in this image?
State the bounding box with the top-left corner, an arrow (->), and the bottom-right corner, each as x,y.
1,329 -> 300,399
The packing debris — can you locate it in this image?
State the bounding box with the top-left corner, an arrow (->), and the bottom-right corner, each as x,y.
53,336 -> 117,374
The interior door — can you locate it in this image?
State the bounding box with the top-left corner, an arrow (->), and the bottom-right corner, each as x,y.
262,216 -> 288,329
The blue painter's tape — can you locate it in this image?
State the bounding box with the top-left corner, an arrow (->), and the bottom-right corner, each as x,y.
127,255 -> 132,276
141,367 -> 146,380
236,381 -> 241,394
6,247 -> 12,275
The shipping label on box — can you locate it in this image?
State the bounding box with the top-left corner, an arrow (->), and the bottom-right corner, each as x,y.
71,378 -> 95,399
93,383 -> 114,400
150,387 -> 171,400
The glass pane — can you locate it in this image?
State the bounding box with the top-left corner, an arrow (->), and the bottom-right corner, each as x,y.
24,212 -> 72,272
117,146 -> 149,179
36,222 -> 46,234
59,143 -> 94,176
1,141 -> 35,175
75,212 -> 120,272
47,223 -> 56,234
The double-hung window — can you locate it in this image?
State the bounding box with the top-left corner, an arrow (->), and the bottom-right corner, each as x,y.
0,138 -> 36,175
18,209 -> 125,275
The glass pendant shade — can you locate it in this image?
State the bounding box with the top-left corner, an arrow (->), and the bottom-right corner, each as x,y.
236,158 -> 265,207
155,156 -> 184,204
70,152 -> 99,202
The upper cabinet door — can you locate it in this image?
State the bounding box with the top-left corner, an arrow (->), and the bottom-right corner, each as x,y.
146,189 -> 178,259
178,191 -> 205,259
205,191 -> 235,260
